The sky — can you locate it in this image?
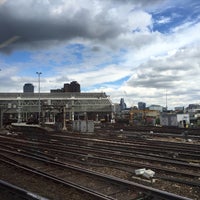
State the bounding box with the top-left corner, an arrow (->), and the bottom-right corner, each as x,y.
0,0 -> 200,109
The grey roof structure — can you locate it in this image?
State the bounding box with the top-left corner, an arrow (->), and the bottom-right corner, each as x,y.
0,92 -> 113,126
0,92 -> 111,109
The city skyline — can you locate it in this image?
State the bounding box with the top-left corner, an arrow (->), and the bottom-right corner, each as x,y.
0,0 -> 200,109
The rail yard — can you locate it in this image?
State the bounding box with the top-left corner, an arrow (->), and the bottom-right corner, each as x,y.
0,125 -> 200,200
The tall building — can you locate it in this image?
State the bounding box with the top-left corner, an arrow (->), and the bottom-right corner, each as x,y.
148,105 -> 163,112
138,102 -> 146,110
70,81 -> 80,92
23,83 -> 34,93
64,83 -> 70,92
51,81 -> 81,93
120,98 -> 127,110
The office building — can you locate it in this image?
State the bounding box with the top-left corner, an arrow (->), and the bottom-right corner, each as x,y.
23,83 -> 34,93
138,102 -> 146,110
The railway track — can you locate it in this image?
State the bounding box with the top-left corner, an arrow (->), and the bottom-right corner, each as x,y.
12,132 -> 200,163
0,180 -> 49,200
0,148 -> 192,200
0,130 -> 199,199
1,139 -> 200,176
112,125 -> 200,137
1,137 -> 200,175
8,131 -> 200,162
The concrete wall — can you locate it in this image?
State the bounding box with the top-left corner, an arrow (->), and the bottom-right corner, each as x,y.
160,114 -> 178,126
73,120 -> 94,133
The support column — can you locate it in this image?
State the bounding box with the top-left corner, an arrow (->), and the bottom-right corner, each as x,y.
0,107 -> 3,128
63,106 -> 67,131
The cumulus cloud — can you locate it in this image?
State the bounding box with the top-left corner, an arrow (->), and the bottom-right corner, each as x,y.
0,0 -> 124,52
156,16 -> 171,24
0,0 -> 165,53
0,0 -> 6,5
0,0 -> 200,108
130,46 -> 200,86
128,10 -> 153,32
123,45 -> 200,106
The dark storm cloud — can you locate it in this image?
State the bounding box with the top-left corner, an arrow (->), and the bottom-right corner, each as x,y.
137,0 -> 166,6
91,46 -> 101,52
111,0 -> 164,5
111,0 -> 167,9
0,1 -> 122,53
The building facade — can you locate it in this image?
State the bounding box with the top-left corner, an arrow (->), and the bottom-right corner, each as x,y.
51,81 -> 81,93
148,105 -> 164,112
0,92 -> 112,128
23,83 -> 34,93
138,102 -> 146,110
119,98 -> 127,111
160,113 -> 178,127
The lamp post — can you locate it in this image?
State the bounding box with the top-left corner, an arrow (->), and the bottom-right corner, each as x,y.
36,72 -> 42,125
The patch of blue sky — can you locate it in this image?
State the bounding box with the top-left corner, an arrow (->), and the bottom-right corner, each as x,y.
152,5 -> 199,34
95,59 -> 123,70
102,50 -> 127,67
81,76 -> 130,92
19,66 -> 46,77
92,76 -> 130,89
108,76 -> 130,85
47,58 -> 70,66
1,50 -> 32,64
119,48 -> 128,54
30,43 -> 86,66
65,43 -> 85,63
111,55 -> 126,65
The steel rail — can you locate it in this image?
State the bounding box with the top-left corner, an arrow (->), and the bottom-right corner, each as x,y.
2,140 -> 196,166
1,136 -> 200,181
49,141 -> 200,165
0,140 -> 199,182
56,151 -> 200,187
1,142 -> 199,178
1,134 -> 200,156
0,158 -> 116,200
0,149 -> 193,200
2,142 -> 200,168
2,134 -> 200,163
48,134 -> 200,154
58,135 -> 200,159
51,131 -> 200,148
52,144 -> 199,173
0,179 -> 49,200
8,137 -> 199,170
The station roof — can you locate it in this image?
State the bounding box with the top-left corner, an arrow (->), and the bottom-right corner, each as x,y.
0,92 -> 109,100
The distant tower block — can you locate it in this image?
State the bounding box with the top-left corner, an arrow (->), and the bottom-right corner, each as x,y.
64,83 -> 70,92
23,83 -> 34,93
64,81 -> 80,92
138,102 -> 146,110
70,81 -> 80,92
